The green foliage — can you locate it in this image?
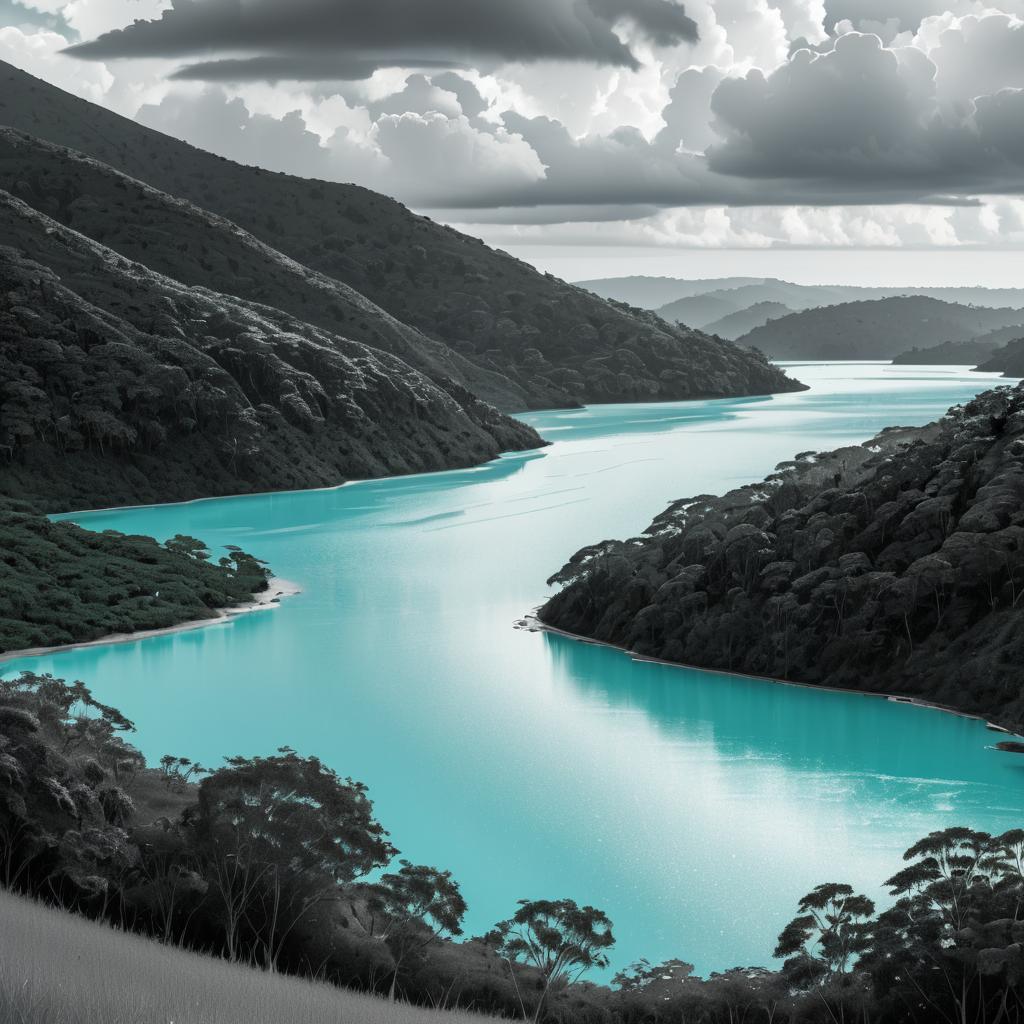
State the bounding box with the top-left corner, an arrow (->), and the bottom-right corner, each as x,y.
0,507 -> 269,653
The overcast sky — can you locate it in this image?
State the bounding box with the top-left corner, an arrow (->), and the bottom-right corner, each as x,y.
3,0 -> 1024,283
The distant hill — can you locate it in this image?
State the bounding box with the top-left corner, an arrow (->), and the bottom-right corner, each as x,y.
976,339 -> 1024,378
0,194 -> 539,510
891,338 -> 1005,365
736,297 -> 1024,361
702,302 -> 794,340
654,292 -> 745,329
575,276 -> 766,309
0,61 -> 801,412
586,273 -> 1024,314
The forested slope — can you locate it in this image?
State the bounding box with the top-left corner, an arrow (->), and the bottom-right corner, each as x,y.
0,509 -> 269,653
542,384 -> 1024,730
0,61 -> 803,410
0,195 -> 539,509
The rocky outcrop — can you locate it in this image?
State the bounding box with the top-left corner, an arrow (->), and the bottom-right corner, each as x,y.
0,194 -> 541,510
0,61 -> 805,411
541,386 -> 1024,730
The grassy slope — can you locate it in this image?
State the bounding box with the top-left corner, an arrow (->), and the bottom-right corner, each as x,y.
0,61 -> 803,411
0,891 -> 493,1024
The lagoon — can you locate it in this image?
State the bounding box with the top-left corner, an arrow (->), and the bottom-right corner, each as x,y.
6,362 -> 1024,976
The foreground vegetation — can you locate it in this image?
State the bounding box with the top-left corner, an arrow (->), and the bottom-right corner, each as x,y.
0,509 -> 270,653
4,670 -> 1024,1023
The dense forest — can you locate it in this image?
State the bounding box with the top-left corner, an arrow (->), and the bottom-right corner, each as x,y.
0,61 -> 803,412
0,507 -> 270,653
3,669 -> 1024,1024
542,383 -> 1024,731
0,204 -> 540,510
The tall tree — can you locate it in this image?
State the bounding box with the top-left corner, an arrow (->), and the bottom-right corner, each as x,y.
491,898 -> 614,1022
192,747 -> 395,970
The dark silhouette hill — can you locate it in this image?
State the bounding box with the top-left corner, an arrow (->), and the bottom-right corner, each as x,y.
0,62 -> 801,410
703,301 -> 793,340
0,193 -> 539,510
977,339 -> 1024,378
892,325 -> 1024,366
736,297 -> 1024,360
541,383 -> 1024,731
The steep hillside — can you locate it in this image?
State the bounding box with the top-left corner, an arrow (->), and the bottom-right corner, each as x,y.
0,62 -> 802,409
0,507 -> 270,653
737,297 -> 1024,361
703,301 -> 793,340
977,339 -> 1024,378
0,194 -> 540,510
541,384 -> 1024,730
0,129 -> 528,411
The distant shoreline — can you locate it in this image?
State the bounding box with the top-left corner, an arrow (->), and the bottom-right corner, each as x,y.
519,612 -> 1019,740
0,577 -> 302,666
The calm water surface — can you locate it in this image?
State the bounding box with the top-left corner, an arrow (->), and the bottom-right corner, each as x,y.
7,362 -> 1024,975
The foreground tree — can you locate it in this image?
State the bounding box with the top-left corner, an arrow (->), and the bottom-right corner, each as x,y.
369,860 -> 467,1000
491,898 -> 615,1022
192,747 -> 395,969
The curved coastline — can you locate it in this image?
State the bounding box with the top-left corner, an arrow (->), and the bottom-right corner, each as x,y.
0,577 -> 302,666
518,612 -> 1018,739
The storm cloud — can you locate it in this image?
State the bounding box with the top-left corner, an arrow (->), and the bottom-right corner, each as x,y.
65,0 -> 697,80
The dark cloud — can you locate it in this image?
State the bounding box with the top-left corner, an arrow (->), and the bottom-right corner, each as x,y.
707,32 -> 1024,198
168,55 -> 460,82
0,0 -> 73,35
587,0 -> 697,47
430,72 -> 489,120
65,0 -> 696,79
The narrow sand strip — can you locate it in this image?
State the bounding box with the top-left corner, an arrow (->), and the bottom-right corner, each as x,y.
0,578 -> 302,665
517,612 -> 1016,738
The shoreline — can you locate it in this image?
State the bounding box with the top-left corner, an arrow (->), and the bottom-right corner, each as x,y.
518,612 -> 1018,740
0,577 -> 302,666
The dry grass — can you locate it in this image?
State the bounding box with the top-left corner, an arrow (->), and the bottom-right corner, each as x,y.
0,890 -> 497,1024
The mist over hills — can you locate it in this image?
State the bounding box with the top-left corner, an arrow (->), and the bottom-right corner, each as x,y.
581,275 -> 1024,318
0,62 -> 800,415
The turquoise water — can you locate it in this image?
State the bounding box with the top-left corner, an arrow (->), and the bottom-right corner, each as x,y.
6,362 -> 1024,976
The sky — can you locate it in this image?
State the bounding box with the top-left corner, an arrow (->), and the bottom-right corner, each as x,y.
2,0 -> 1024,284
